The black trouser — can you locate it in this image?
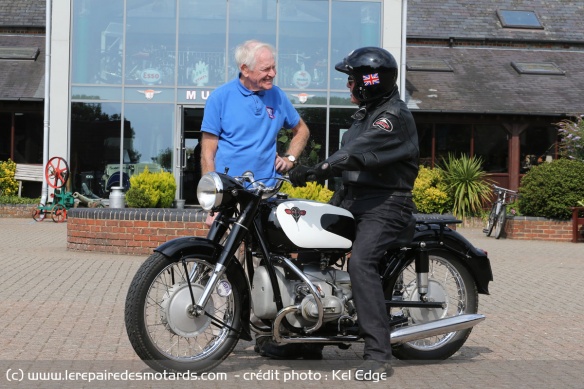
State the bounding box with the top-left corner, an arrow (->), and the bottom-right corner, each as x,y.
342,192 -> 415,362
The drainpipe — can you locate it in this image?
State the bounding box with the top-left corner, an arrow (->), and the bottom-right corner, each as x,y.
400,0 -> 407,102
41,0 -> 52,206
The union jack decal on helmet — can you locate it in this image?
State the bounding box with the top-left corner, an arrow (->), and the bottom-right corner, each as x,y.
362,73 -> 380,86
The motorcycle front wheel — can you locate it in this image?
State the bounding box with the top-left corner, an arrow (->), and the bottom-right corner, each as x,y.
388,249 -> 479,360
125,252 -> 243,373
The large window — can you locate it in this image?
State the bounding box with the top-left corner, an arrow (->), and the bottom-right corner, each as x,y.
474,125 -> 508,173
520,126 -> 557,173
178,1 -> 227,87
70,103 -> 123,197
417,122 -> 509,173
71,0 -> 123,85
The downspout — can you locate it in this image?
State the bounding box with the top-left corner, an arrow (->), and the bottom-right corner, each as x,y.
400,0 -> 407,102
41,0 -> 52,206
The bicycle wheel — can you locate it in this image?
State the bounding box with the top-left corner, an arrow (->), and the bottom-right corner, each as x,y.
484,204 -> 497,236
494,207 -> 507,239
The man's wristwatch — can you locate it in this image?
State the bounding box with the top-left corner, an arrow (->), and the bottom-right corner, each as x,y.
285,154 -> 298,166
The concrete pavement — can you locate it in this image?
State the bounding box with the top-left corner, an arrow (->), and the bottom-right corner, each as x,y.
0,218 -> 583,388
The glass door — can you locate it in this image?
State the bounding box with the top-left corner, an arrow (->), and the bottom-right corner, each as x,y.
177,106 -> 204,205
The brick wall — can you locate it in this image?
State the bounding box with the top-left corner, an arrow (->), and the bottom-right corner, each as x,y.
67,208 -> 210,255
505,216 -> 574,242
0,204 -> 37,218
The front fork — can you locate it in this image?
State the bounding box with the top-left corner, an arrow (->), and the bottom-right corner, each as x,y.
189,201 -> 258,315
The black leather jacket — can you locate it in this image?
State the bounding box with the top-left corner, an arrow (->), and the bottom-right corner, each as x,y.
326,89 -> 419,192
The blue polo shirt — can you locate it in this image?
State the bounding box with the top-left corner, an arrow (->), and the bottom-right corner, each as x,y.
201,77 -> 300,186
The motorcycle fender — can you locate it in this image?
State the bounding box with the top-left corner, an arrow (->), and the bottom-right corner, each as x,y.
154,237 -> 253,341
414,227 -> 493,295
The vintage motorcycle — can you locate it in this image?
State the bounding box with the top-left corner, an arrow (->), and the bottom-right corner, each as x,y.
125,171 -> 493,373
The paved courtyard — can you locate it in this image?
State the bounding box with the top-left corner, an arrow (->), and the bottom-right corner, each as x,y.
0,218 -> 582,388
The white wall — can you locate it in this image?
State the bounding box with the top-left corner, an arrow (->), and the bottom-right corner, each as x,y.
382,0 -> 405,94
48,0 -> 72,162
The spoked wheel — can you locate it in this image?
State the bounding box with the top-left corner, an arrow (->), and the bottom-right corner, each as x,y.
494,207 -> 507,239
32,203 -> 46,222
388,250 -> 478,360
45,157 -> 69,189
484,204 -> 497,237
125,252 -> 243,373
51,204 -> 67,223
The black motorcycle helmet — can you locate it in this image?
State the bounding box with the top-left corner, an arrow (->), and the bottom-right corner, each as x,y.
335,47 -> 398,103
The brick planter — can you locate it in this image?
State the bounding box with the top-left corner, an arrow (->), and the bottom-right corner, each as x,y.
67,208 -> 210,255
504,216 -> 574,242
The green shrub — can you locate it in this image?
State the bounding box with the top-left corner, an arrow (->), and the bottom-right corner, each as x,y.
0,195 -> 40,205
413,166 -> 452,214
280,181 -> 334,203
127,168 -> 177,208
125,186 -> 152,208
518,158 -> 584,219
0,159 -> 18,196
440,154 -> 492,218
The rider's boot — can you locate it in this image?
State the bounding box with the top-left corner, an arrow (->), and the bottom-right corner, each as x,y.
254,336 -> 323,360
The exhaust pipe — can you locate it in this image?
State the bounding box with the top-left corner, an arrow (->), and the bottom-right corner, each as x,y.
390,314 -> 485,344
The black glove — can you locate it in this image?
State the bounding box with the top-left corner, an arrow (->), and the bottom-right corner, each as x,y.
289,165 -> 311,187
289,162 -> 332,187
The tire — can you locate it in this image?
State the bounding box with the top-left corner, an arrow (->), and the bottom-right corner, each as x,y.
484,204 -> 497,237
125,252 -> 243,373
32,203 -> 45,222
494,207 -> 506,239
52,204 -> 67,223
388,250 -> 479,360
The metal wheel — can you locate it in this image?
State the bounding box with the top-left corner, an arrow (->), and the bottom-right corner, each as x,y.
51,204 -> 67,223
32,203 -> 45,222
125,252 -> 243,373
389,250 -> 479,360
484,204 -> 497,236
494,207 -> 507,239
45,157 -> 69,189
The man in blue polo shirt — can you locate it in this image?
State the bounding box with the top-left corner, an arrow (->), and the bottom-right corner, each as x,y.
200,40 -> 318,359
201,40 -> 310,186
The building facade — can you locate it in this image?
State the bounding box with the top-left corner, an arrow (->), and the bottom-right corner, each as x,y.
5,1 -> 581,204
49,0 -> 404,204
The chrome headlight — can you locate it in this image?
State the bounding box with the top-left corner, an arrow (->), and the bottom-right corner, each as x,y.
197,172 -> 223,210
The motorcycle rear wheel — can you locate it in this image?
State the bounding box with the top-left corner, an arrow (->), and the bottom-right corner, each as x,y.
388,250 -> 479,360
125,252 -> 243,373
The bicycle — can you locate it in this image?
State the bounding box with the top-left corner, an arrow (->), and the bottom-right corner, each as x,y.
484,184 -> 518,239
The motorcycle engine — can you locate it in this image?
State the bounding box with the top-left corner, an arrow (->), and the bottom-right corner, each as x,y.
251,263 -> 352,327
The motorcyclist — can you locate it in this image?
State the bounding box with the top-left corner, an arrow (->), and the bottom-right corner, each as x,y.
289,46 -> 419,379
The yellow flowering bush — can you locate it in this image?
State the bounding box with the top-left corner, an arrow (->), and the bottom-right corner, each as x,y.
0,159 -> 18,196
413,166 -> 452,214
126,167 -> 176,208
280,181 -> 334,203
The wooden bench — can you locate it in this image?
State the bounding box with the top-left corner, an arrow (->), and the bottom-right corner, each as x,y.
570,207 -> 584,243
14,164 -> 44,197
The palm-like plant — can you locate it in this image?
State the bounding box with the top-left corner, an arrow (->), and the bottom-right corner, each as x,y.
441,154 -> 493,218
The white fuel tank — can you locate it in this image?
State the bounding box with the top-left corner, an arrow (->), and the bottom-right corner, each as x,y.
274,200 -> 354,250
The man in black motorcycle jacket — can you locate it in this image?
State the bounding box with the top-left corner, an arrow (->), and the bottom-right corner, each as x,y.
290,46 -> 419,378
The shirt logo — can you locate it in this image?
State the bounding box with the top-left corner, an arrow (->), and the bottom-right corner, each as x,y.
362,73 -> 380,86
266,107 -> 275,119
373,118 -> 393,132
